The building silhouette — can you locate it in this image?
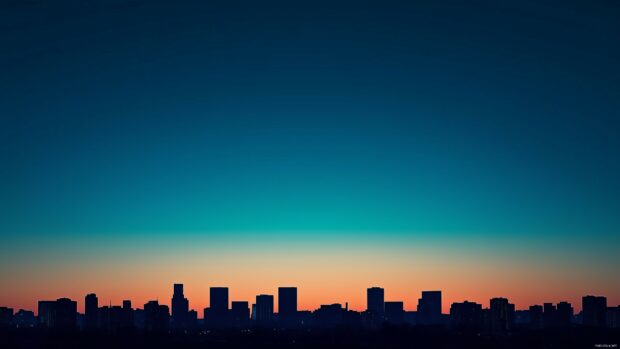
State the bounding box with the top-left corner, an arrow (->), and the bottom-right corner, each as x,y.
133,309 -> 145,329
122,300 -> 134,328
255,295 -> 274,325
489,297 -> 515,331
417,291 -> 442,325
278,287 -> 297,326
314,304 -> 345,327
38,298 -> 77,329
582,295 -> 607,327
529,305 -> 543,329
0,307 -> 13,327
38,301 -> 54,327
98,305 -> 112,331
188,309 -> 198,328
607,306 -> 620,328
297,310 -> 313,327
543,303 -> 557,328
99,305 -> 129,332
231,301 -> 250,328
366,287 -> 385,315
514,309 -> 529,326
12,309 -> 36,328
143,301 -> 169,332
85,293 -> 98,329
206,287 -> 229,326
556,301 -> 573,327
210,287 -> 229,313
171,283 -> 190,329
450,301 -> 482,330
385,301 -> 404,324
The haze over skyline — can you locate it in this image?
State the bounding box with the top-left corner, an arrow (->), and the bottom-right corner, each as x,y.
1,0 -> 619,314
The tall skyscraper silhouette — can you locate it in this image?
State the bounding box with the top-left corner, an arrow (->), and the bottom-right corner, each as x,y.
417,291 -> 442,325
120,300 -> 133,328
489,297 -> 515,331
556,301 -> 573,327
278,287 -> 297,326
38,301 -> 55,327
85,293 -> 99,329
529,305 -> 543,329
543,303 -> 557,328
366,287 -> 385,315
582,295 -> 607,327
171,283 -> 189,329
255,295 -> 274,324
210,287 -> 229,313
207,287 -> 229,326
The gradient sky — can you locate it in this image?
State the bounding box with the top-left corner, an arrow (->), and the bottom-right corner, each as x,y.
1,0 -> 619,314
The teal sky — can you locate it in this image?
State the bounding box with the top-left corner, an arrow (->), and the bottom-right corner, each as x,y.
2,103 -> 619,238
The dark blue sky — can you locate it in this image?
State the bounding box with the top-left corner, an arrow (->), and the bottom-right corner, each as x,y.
1,0 -> 619,237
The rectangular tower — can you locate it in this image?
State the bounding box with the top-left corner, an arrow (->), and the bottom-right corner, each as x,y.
255,294 -> 274,324
367,287 -> 385,314
278,287 -> 297,317
417,291 -> 442,325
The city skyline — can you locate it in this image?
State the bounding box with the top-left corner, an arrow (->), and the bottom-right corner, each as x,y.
2,0 -> 620,336
3,287 -> 617,349
2,283 -> 618,332
2,283 -> 617,316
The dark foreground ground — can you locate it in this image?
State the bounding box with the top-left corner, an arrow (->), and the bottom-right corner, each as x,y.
1,327 -> 619,349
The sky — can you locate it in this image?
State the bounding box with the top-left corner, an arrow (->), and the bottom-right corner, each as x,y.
1,0 -> 619,314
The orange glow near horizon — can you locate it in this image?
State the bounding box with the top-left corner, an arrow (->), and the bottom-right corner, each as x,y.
1,239 -> 618,315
